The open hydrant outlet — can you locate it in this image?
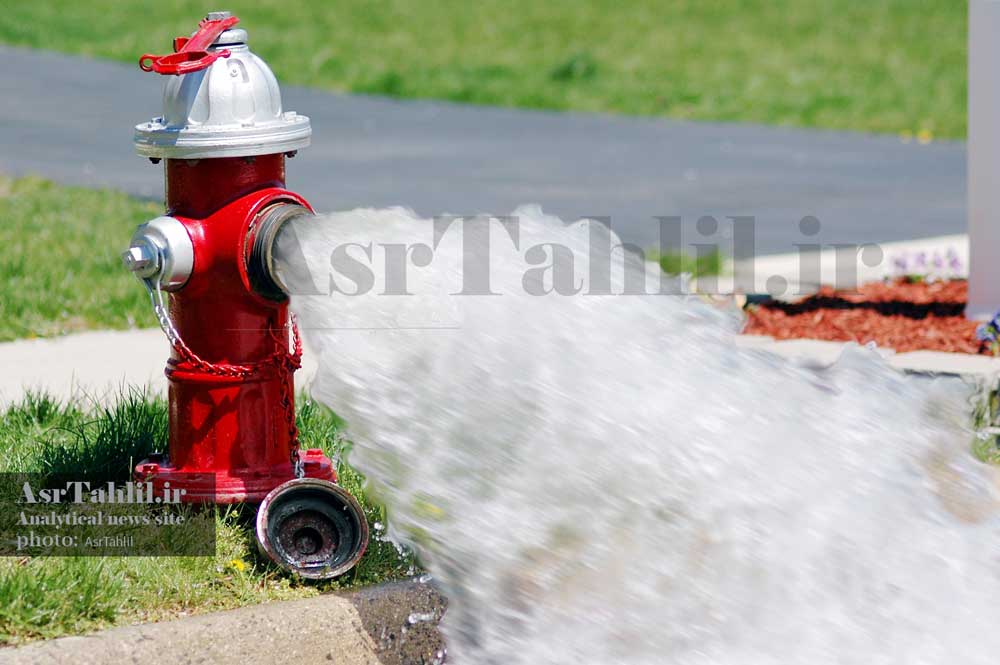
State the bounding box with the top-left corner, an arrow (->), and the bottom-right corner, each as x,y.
256,478 -> 370,580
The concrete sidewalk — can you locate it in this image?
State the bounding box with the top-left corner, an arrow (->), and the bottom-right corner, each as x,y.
0,329 -> 318,409
0,579 -> 446,665
0,45 -> 963,255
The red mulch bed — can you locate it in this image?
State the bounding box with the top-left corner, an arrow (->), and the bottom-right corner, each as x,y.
743,278 -> 988,354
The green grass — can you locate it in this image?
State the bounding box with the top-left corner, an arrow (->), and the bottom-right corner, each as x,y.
972,388 -> 1000,465
0,390 -> 415,645
650,248 -> 724,278
0,1 -> 967,137
0,175 -> 156,341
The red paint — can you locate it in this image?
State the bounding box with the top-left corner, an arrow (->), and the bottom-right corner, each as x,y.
135,156 -> 335,503
165,156 -> 285,219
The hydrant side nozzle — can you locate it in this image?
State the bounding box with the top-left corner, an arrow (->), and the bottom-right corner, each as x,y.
247,203 -> 313,301
124,216 -> 194,292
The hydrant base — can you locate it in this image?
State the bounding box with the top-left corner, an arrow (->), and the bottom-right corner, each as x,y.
134,449 -> 336,504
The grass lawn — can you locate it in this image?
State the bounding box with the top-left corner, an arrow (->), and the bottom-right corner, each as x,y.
0,176 -> 156,342
0,0 -> 966,137
0,389 -> 415,644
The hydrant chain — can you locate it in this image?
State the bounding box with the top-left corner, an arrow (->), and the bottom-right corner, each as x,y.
274,314 -> 305,478
145,278 -> 303,381
146,279 -> 257,377
145,274 -> 307,480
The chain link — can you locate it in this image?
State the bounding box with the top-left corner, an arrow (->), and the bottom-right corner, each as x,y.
275,313 -> 305,478
144,278 -> 305,477
146,279 -> 257,377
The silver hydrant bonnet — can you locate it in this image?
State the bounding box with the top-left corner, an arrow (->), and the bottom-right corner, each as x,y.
134,11 -> 311,159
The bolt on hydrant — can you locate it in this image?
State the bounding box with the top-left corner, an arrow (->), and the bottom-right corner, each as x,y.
123,11 -> 368,578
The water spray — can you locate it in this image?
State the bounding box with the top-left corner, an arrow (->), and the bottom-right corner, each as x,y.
113,10 -> 1000,662
122,11 -> 367,579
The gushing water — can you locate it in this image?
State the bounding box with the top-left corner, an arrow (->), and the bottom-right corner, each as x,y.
275,206 -> 1000,664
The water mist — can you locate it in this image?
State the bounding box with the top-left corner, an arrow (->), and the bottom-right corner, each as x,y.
273,205 -> 1000,664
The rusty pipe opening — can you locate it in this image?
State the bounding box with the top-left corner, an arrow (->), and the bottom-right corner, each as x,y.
255,477 -> 369,579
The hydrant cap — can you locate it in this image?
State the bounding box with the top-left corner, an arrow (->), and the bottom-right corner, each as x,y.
134,13 -> 311,159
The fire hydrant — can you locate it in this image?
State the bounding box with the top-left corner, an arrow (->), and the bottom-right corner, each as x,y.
123,12 -> 367,578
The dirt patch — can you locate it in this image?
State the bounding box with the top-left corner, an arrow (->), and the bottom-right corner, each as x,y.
348,577 -> 447,664
743,278 -> 988,354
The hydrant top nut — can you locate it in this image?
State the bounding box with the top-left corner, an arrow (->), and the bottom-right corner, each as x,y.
122,244 -> 159,279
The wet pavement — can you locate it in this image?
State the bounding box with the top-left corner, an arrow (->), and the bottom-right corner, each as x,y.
350,578 -> 448,665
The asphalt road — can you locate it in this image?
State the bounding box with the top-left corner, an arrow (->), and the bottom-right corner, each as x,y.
1,45 -> 965,255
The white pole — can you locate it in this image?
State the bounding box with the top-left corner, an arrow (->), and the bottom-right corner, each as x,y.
968,0 -> 1000,319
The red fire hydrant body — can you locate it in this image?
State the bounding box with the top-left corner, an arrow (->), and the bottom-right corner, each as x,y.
125,12 -> 368,578
135,156 -> 335,502
125,14 -> 335,503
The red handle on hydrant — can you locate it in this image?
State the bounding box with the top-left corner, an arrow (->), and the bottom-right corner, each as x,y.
138,15 -> 239,75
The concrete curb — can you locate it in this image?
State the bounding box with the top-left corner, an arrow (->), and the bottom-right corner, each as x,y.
736,334 -> 1000,379
0,579 -> 445,665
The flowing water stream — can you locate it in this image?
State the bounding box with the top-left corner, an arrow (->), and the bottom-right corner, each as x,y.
274,206 -> 1000,664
